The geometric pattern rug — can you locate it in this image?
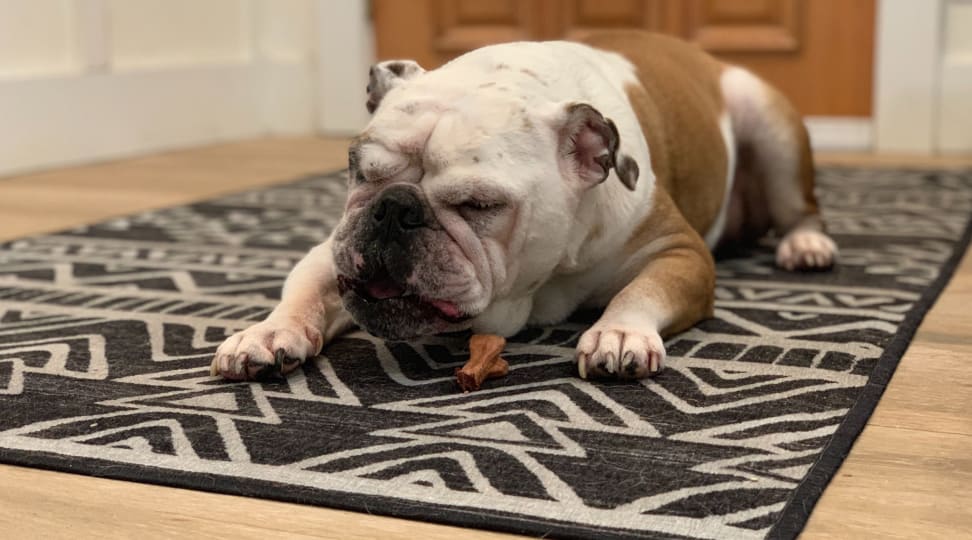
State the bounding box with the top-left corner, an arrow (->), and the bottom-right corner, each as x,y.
1,167 -> 970,540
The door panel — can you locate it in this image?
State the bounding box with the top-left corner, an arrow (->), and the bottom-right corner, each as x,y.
373,0 -> 544,67
555,0 -> 677,39
433,0 -> 545,57
373,0 -> 875,116
681,0 -> 801,52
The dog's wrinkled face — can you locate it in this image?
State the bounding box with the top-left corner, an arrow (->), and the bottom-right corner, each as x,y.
331,61 -> 638,341
332,92 -> 561,340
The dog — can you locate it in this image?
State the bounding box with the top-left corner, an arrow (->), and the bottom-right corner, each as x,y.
211,31 -> 836,382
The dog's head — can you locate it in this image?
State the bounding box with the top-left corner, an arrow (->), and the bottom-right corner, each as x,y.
331,59 -> 639,340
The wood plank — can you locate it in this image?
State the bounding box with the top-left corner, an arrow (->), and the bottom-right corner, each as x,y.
801,426 -> 972,539
0,464 -> 519,540
0,137 -> 350,242
862,249 -> 972,437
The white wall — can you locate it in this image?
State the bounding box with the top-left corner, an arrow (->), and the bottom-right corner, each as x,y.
109,0 -> 250,69
938,0 -> 972,153
0,0 -> 320,177
875,0 -> 972,153
873,0 -> 943,153
0,0 -> 76,78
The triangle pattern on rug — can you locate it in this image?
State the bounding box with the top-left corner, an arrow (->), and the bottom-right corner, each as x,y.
405,413 -> 563,450
445,420 -> 530,443
106,436 -> 156,453
169,391 -> 239,411
350,451 -> 500,495
393,469 -> 448,489
109,386 -> 271,420
68,420 -> 199,458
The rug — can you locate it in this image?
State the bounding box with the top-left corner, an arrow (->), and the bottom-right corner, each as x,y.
1,167 -> 970,539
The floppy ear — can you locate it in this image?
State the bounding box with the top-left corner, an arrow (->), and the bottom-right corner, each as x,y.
549,102 -> 639,191
366,60 -> 425,114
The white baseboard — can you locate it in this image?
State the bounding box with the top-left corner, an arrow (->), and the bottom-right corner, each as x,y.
0,61 -> 315,178
804,116 -> 873,152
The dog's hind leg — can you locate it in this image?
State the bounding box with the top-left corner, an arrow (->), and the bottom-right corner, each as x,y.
720,66 -> 837,270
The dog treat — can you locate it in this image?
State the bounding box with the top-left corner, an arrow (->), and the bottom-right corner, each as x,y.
455,334 -> 509,392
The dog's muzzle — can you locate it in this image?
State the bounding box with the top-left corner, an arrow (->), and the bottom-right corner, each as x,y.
337,184 -> 469,340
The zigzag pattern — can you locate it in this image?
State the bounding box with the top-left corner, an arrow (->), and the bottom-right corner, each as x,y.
1,168 -> 969,539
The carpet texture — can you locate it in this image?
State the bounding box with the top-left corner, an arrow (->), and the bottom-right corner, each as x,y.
1,167 -> 970,539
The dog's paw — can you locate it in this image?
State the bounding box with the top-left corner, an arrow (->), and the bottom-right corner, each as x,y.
776,228 -> 837,271
211,319 -> 323,381
576,322 -> 665,380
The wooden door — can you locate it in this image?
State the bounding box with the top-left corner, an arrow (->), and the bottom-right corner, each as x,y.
372,0 -> 875,117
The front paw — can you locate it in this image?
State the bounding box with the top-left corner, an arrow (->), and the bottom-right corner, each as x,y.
576,322 -> 665,380
211,319 -> 323,381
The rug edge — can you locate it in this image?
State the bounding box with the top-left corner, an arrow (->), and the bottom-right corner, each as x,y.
767,179 -> 972,539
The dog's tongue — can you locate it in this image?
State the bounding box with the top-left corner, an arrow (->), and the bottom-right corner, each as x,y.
366,278 -> 405,300
429,299 -> 461,319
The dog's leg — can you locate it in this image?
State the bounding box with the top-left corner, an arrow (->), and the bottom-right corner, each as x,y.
211,238 -> 354,380
721,67 -> 837,270
577,192 -> 715,379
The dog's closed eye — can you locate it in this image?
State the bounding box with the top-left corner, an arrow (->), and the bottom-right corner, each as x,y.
459,199 -> 506,212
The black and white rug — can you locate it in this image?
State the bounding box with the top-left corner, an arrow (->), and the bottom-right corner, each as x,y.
1,168 -> 970,539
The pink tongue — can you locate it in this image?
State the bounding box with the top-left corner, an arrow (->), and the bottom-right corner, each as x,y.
430,299 -> 461,318
366,279 -> 405,299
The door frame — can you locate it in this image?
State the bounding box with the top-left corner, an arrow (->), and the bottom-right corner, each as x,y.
318,0 -> 949,153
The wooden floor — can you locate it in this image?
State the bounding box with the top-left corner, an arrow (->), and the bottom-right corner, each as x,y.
0,137 -> 969,539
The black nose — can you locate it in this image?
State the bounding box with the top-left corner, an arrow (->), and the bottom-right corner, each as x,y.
371,185 -> 426,239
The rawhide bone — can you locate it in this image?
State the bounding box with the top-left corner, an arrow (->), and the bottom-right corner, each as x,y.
455,334 -> 509,392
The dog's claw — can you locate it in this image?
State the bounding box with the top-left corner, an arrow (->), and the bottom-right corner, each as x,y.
577,323 -> 666,380
211,320 -> 321,381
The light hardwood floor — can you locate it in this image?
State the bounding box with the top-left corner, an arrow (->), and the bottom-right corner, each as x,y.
0,137 -> 969,539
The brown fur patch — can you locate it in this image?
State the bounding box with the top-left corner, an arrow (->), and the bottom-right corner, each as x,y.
619,187 -> 715,336
581,32 -> 729,237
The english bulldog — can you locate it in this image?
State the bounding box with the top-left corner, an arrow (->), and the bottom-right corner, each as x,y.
211,31 -> 836,382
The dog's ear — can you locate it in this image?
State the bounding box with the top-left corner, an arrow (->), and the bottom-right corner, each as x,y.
366,60 -> 425,114
546,102 -> 639,191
